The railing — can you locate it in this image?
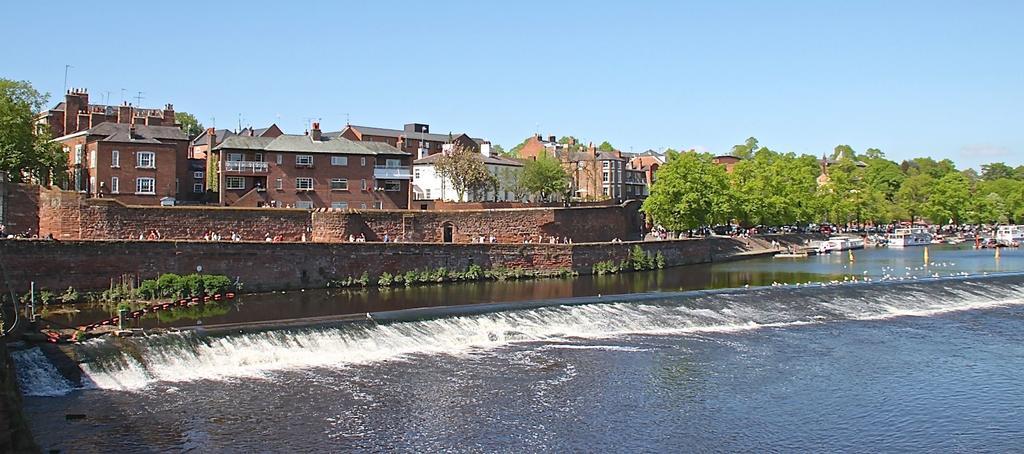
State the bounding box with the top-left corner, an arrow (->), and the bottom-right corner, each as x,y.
224,161 -> 269,173
374,165 -> 413,179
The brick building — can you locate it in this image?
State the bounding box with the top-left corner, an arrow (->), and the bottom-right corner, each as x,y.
190,124 -> 283,160
712,155 -> 742,173
333,123 -> 489,159
211,123 -> 412,209
51,122 -> 190,205
515,134 -> 648,202
37,88 -> 177,138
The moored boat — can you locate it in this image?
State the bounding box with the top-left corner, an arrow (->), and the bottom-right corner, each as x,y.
887,227 -> 932,248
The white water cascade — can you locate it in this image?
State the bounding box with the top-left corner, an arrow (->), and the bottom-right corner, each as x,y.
13,277 -> 1024,395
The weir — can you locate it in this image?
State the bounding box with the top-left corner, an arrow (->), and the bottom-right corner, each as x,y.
11,272 -> 1024,396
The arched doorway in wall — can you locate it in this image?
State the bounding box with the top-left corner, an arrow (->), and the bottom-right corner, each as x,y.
442,222 -> 455,243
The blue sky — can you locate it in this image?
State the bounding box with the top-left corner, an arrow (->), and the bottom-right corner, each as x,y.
2,0 -> 1021,169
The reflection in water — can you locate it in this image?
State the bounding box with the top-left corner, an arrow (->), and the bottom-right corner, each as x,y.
47,245 -> 1024,330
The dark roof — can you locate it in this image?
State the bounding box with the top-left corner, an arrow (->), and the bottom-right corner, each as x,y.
79,123 -> 187,143
191,128 -> 235,147
596,152 -> 626,161
215,134 -> 410,156
331,125 -> 464,143
413,153 -> 523,167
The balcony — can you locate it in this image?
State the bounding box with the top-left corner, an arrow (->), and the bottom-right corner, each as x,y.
223,161 -> 269,173
374,165 -> 413,179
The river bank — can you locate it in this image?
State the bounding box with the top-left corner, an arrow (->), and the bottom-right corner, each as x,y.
0,233 -> 821,296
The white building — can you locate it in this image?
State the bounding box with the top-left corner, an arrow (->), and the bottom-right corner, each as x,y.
412,147 -> 525,202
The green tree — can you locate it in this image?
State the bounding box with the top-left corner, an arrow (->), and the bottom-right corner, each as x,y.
895,174 -> 934,223
174,111 -> 204,139
597,141 -> 615,152
831,144 -> 857,161
729,137 -> 759,159
490,144 -> 509,157
926,172 -> 970,224
520,151 -> 569,201
434,145 -> 494,202
862,156 -> 905,202
642,152 -> 731,231
902,157 -> 956,179
981,162 -> 1015,181
0,79 -> 65,184
729,148 -> 818,226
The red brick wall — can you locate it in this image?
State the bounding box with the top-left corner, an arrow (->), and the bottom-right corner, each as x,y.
19,184 -> 642,243
0,234 -> 819,294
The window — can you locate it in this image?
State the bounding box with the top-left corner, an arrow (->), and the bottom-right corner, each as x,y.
276,154 -> 283,164
425,189 -> 431,199
226,177 -> 246,190
425,142 -> 432,149
603,172 -> 609,182
193,183 -> 204,193
90,150 -> 97,169
255,153 -> 263,162
110,177 -> 119,194
383,180 -> 401,192
373,202 -> 383,209
331,156 -> 348,166
602,161 -> 610,168
296,177 -> 314,190
331,202 -> 349,209
135,177 -> 155,194
296,155 -> 314,166
330,178 -> 348,191
74,145 -> 83,164
414,169 -> 421,179
360,179 -> 367,190
295,201 -> 314,209
137,151 -> 156,168
360,157 -> 366,166
193,171 -> 204,179
227,153 -> 243,162
360,203 -> 367,209
385,158 -> 401,167
275,178 -> 283,190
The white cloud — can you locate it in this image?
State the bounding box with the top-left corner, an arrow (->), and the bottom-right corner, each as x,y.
959,144 -> 1011,159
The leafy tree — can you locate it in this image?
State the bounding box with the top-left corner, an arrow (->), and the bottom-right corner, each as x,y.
895,174 -> 934,223
174,111 -> 204,139
862,156 -> 905,202
831,144 -> 857,161
490,144 -> 510,157
520,151 -> 569,201
902,157 -> 956,179
0,79 -> 65,184
863,148 -> 884,159
981,162 -> 1015,181
495,166 -> 528,201
729,148 -> 818,226
925,172 -> 970,224
642,152 -> 731,231
729,137 -> 759,159
434,145 -> 494,202
597,141 -> 615,152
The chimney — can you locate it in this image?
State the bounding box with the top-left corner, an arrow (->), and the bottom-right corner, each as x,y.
118,102 -> 133,124
163,103 -> 175,126
548,135 -> 556,143
310,122 -> 322,141
64,89 -> 89,135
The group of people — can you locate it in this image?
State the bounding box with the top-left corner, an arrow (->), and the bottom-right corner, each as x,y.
523,235 -> 573,244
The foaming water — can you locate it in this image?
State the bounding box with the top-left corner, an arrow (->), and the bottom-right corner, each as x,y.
9,348 -> 75,397
19,275 -> 1016,394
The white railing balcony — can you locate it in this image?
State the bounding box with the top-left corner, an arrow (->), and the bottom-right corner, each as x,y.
374,165 -> 413,179
224,161 -> 269,173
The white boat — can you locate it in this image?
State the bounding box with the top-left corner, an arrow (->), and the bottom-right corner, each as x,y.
995,225 -> 1024,247
887,227 -> 932,248
816,235 -> 866,253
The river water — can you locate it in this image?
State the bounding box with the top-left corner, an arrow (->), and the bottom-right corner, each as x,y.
13,245 -> 1024,452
